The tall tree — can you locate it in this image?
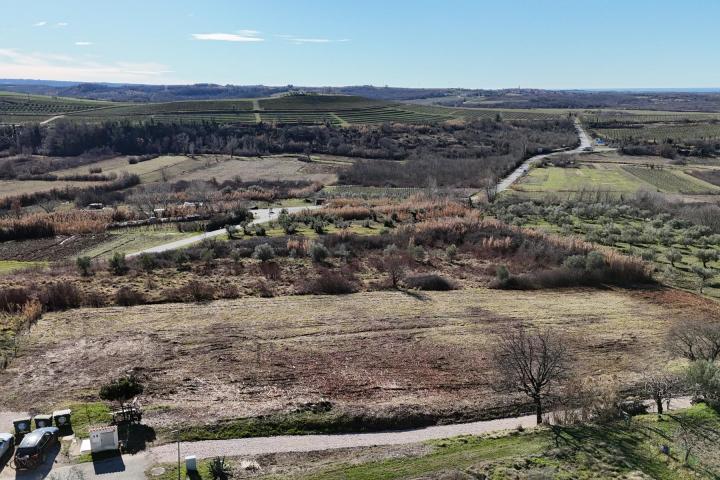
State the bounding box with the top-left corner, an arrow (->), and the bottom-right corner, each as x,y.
492,326 -> 571,424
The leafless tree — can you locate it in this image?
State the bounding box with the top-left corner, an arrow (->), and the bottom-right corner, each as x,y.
668,321 -> 720,362
642,371 -> 682,415
373,245 -> 412,289
492,326 -> 571,424
484,177 -> 499,203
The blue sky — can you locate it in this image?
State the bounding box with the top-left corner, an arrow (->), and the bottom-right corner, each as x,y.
1,0 -> 719,88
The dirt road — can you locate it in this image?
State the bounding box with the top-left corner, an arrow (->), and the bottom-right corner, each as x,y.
39,115 -> 65,125
126,205 -> 318,257
494,119 -> 593,194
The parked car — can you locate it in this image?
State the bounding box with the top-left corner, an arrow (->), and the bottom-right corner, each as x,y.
0,433 -> 14,461
13,427 -> 59,470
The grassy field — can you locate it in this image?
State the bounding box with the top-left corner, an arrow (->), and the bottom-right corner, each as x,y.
76,224 -> 197,259
510,152 -> 720,199
0,178 -> 106,199
51,155 -> 201,183
510,163 -> 648,195
177,155 -> 338,184
0,260 -> 47,274
0,287 -> 712,429
596,124 -> 720,142
621,166 -> 720,194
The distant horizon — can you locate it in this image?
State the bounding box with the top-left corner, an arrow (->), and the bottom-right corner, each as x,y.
2,78 -> 720,94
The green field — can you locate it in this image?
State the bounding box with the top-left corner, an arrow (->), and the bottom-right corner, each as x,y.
0,260 -> 47,274
511,162 -> 720,197
595,124 -> 720,142
76,225 -> 197,259
511,164 -> 647,195
1,91 -> 576,126
622,166 -> 720,194
321,185 -> 423,198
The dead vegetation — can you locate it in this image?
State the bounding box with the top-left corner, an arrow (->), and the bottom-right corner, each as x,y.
0,287 -> 712,429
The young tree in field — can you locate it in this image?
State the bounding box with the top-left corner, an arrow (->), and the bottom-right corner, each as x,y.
76,256 -> 92,277
696,249 -> 718,268
252,243 -> 275,262
109,252 -> 129,276
375,244 -> 411,289
669,321 -> 720,362
691,266 -> 715,294
642,371 -> 681,415
492,326 -> 571,424
99,374 -> 144,410
665,249 -> 682,268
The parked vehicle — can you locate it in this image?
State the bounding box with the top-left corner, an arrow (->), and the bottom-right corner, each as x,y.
0,433 -> 14,462
13,427 -> 59,470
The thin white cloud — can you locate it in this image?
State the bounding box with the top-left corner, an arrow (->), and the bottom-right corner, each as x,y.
56,22 -> 69,27
0,48 -> 176,84
192,32 -> 263,42
278,35 -> 350,45
33,21 -> 47,27
75,42 -> 93,46
293,38 -> 331,44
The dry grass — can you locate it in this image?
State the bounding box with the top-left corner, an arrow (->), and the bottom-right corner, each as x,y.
0,287 -> 710,428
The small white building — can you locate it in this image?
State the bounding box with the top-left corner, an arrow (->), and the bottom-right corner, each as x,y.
88,425 -> 119,453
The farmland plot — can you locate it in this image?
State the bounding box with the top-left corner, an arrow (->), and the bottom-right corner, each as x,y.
0,288 -> 710,425
622,166 -> 720,194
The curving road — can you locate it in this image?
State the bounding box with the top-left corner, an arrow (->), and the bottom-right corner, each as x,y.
125,206 -> 318,257
494,119 -> 593,194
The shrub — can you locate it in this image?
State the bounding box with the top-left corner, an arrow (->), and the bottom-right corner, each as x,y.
0,287 -> 32,313
254,224 -> 266,236
563,255 -> 586,270
109,252 -> 129,275
208,456 -> 232,480
76,256 -> 92,276
206,208 -> 252,231
309,243 -> 330,263
42,282 -> 82,311
696,249 -> 718,268
99,374 -> 144,408
405,274 -> 456,291
666,248 -> 682,267
445,244 -> 458,262
300,269 -> 357,295
184,280 -> 215,302
252,243 -> 275,262
139,253 -> 157,272
312,219 -> 326,234
585,251 -> 606,270
115,287 -> 146,307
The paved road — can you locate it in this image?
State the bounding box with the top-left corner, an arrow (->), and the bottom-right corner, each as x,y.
494,119 -> 593,194
126,206 -> 317,257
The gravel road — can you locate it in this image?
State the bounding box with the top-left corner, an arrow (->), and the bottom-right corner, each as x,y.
126,205 -> 318,257
494,119 -> 593,193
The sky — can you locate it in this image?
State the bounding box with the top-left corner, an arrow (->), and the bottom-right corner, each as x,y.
1,0 -> 719,89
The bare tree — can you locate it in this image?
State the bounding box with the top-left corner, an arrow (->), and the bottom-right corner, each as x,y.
373,245 -> 412,289
642,371 -> 681,415
492,326 -> 570,424
668,321 -> 720,362
484,177 -> 499,203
